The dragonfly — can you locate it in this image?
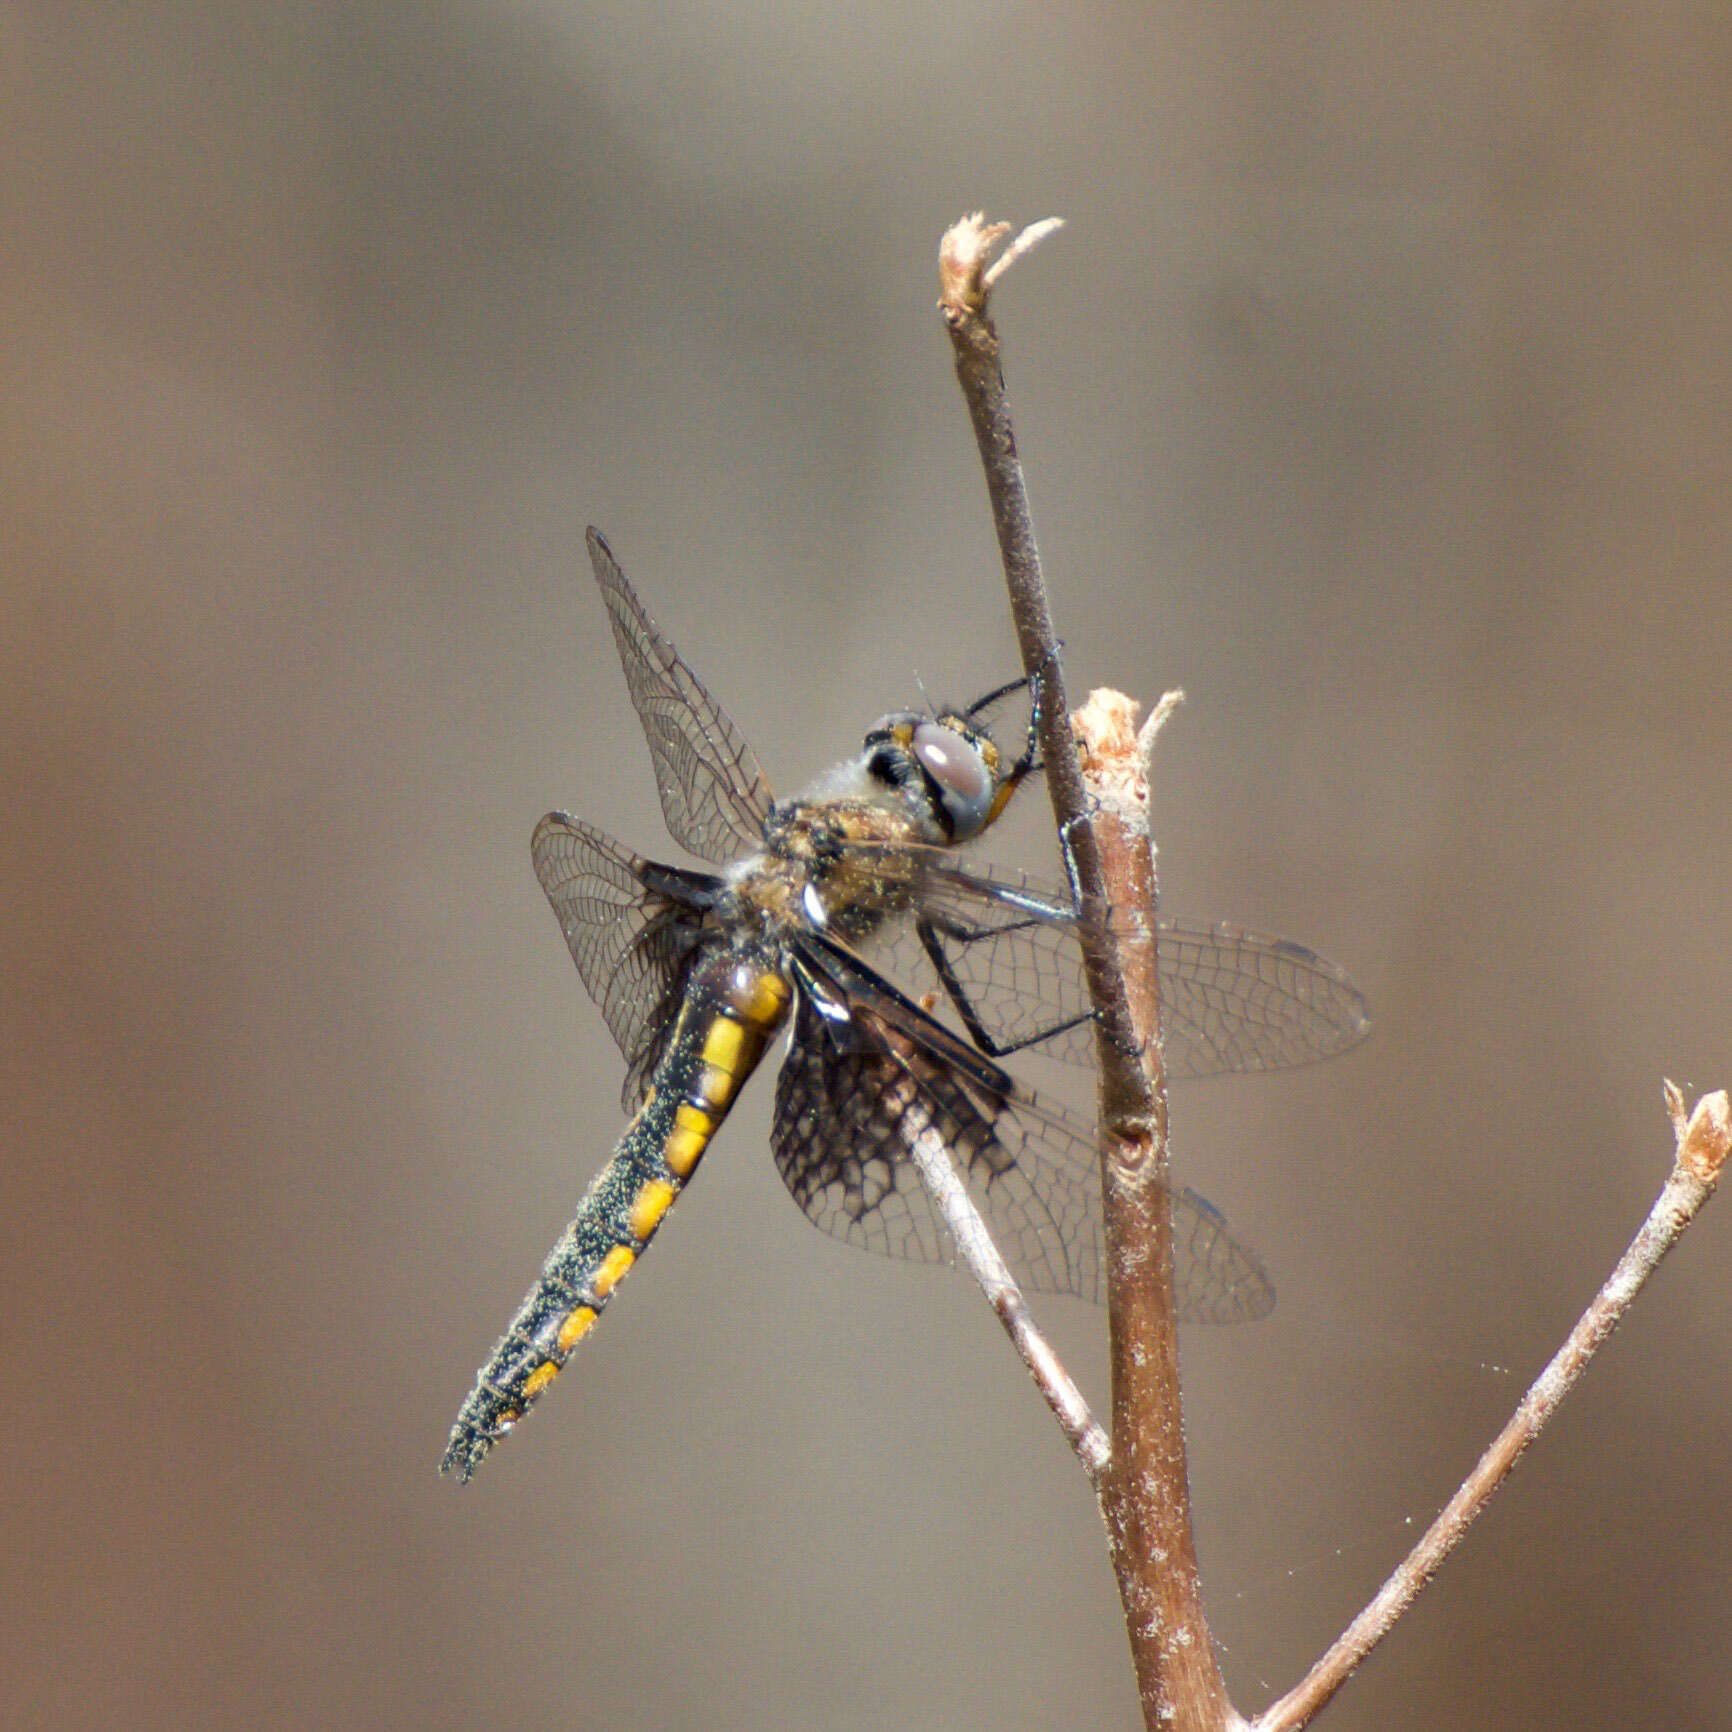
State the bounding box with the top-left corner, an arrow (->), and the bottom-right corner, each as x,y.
441,530 -> 1369,1480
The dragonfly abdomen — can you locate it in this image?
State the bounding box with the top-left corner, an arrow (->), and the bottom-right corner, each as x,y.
442,952 -> 791,1481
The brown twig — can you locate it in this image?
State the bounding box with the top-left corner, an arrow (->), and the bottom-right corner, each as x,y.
1253,1085 -> 1730,1731
936,217 -> 1144,1073
1077,690 -> 1236,1731
939,212 -> 1233,1732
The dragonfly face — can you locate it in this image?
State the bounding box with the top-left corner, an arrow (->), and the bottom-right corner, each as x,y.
854,708 -> 1026,842
441,529 -> 1370,1482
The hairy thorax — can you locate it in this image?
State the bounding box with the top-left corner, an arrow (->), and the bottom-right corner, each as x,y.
721,794 -> 931,950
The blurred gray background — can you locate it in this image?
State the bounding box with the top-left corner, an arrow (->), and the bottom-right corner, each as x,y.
6,5 -> 1730,1728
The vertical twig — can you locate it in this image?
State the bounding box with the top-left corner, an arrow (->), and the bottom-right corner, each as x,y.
936,217 -> 1142,1079
939,212 -> 1234,1732
1077,690 -> 1233,1730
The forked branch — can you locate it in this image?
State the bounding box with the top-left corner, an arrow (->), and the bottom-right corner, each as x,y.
934,210 -> 1728,1732
940,211 -> 1233,1732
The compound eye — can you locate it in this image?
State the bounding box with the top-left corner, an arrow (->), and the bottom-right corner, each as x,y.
911,720 -> 994,839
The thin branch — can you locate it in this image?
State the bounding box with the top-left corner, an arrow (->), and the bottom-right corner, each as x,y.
1254,1085 -> 1730,1732
937,213 -> 1153,1117
939,212 -> 1233,1732
902,1102 -> 1110,1484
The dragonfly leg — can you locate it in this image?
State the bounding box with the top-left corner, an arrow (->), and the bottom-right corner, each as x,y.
963,641 -> 1065,786
1014,640 -> 1065,782
915,912 -> 1098,1059
1057,812 -> 1092,907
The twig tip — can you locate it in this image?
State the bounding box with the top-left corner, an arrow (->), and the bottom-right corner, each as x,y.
1072,687 -> 1142,761
939,212 -> 1064,317
1072,688 -> 1153,822
1137,688 -> 1186,765
983,216 -> 1066,291
1675,1088 -> 1731,1186
1663,1078 -> 1688,1138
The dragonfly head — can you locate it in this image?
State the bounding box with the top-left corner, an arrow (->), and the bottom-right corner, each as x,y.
859,710 -> 1025,844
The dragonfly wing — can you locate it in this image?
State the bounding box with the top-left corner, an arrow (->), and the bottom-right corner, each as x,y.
531,812 -> 717,1111
771,990 -> 954,1271
774,938 -> 1275,1320
770,987 -> 1092,1300
587,528 -> 775,863
1155,918 -> 1371,1079
892,852 -> 1369,1079
876,853 -> 1102,1067
882,1029 -> 1274,1320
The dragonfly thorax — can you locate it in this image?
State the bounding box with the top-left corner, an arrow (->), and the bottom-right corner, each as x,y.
730,710 -> 1017,947
732,795 -> 928,948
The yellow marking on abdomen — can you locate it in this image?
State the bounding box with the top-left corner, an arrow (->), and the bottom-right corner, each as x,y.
590,1243 -> 636,1300
664,1103 -> 714,1178
701,1013 -> 747,1076
732,970 -> 791,1026
522,1360 -> 560,1398
556,1305 -> 597,1352
691,1059 -> 740,1112
627,1178 -> 677,1242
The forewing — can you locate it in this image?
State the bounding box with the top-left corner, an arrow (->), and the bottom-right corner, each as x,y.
1156,918 -> 1370,1079
876,854 -> 1102,1067
772,944 -> 1275,1320
892,853 -> 1369,1078
531,812 -> 711,1111
587,528 -> 773,863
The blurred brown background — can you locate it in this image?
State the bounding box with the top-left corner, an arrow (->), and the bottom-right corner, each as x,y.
5,5 -> 1730,1728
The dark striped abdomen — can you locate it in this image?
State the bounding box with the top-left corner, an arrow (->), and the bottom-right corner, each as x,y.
442,952 -> 791,1481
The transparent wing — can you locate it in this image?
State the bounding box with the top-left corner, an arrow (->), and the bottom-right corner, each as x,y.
866,851 -> 1370,1079
771,941 -> 1274,1320
531,812 -> 718,1112
1156,918 -> 1370,1078
587,528 -> 774,863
